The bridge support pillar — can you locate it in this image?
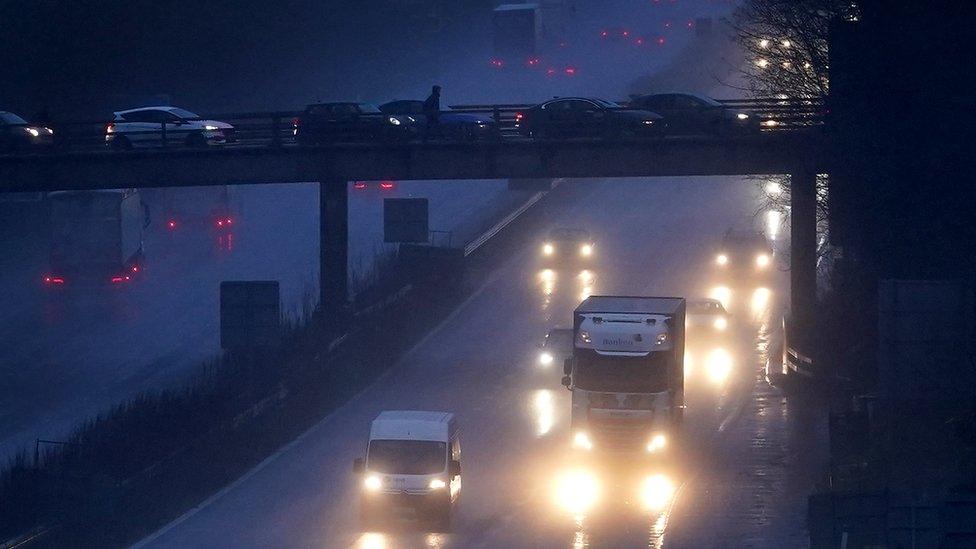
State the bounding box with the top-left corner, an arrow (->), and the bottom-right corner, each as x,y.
790,172 -> 818,352
320,180 -> 348,316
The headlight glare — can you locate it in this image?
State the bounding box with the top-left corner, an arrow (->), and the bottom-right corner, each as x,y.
573,431 -> 593,450
429,479 -> 447,490
364,475 -> 382,491
716,254 -> 729,266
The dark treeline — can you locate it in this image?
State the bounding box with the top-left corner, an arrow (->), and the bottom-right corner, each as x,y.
0,0 -> 495,119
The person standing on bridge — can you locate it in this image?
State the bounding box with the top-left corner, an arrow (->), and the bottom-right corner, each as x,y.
422,85 -> 442,141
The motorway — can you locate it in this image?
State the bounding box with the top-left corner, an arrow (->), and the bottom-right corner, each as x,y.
138,176 -> 828,548
0,180 -> 519,460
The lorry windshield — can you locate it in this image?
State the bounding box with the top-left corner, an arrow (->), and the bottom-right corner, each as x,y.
575,353 -> 670,393
368,440 -> 446,475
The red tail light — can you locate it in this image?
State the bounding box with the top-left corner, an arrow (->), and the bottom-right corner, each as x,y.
131,265 -> 139,273
515,112 -> 524,123
111,275 -> 131,284
526,56 -> 541,67
353,182 -> 368,190
292,117 -> 301,127
622,30 -> 630,37
43,276 -> 65,285
657,36 -> 666,45
600,30 -> 608,38
489,58 -> 504,68
167,220 -> 177,229
225,217 -> 232,225
379,181 -> 395,190
106,123 -> 115,134
564,67 -> 577,76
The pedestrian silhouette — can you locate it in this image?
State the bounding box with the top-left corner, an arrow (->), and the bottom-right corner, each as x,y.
423,85 -> 442,140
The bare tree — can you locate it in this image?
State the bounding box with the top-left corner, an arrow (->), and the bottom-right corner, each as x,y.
731,0 -> 858,100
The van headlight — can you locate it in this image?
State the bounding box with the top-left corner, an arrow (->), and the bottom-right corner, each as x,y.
573,431 -> 593,450
364,475 -> 382,491
429,479 -> 447,490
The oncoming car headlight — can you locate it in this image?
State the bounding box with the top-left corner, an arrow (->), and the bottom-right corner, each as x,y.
716,254 -> 729,266
646,433 -> 667,453
580,244 -> 593,256
756,253 -> 771,268
543,243 -> 554,255
713,317 -> 728,331
539,351 -> 554,366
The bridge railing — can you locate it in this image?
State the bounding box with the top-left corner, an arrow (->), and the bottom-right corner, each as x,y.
0,98 -> 823,156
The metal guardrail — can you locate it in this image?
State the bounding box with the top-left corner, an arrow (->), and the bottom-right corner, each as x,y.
0,98 -> 824,157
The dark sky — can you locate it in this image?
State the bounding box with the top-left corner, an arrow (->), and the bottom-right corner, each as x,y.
0,0 -> 497,117
0,0 -> 732,119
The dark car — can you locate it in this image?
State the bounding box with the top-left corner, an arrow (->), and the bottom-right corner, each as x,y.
542,227 -> 594,263
293,102 -> 416,145
715,229 -> 774,275
379,100 -> 499,141
628,93 -> 759,136
515,97 -> 663,140
0,111 -> 54,152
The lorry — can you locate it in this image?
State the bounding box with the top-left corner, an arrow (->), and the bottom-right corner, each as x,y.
43,189 -> 149,288
492,3 -> 542,64
562,296 -> 685,455
148,185 -> 232,231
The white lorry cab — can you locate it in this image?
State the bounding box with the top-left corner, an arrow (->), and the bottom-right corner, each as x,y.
353,411 -> 461,530
562,296 -> 686,456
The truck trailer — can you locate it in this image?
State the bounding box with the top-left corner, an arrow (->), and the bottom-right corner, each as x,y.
43,189 -> 148,288
562,296 -> 685,455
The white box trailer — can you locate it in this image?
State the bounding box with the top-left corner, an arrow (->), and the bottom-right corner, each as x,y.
564,296 -> 685,454
44,189 -> 148,287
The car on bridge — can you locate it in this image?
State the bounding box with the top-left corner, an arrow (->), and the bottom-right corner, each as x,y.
627,93 -> 759,136
515,97 -> 663,140
293,102 -> 416,145
354,411 -> 461,531
542,227 -> 594,264
1,111 -> 54,152
104,106 -> 235,150
715,229 -> 774,276
378,100 -> 499,141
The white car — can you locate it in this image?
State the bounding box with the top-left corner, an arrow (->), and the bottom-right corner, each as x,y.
105,106 -> 234,150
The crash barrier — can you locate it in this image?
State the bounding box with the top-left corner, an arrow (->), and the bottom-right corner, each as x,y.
0,98 -> 824,156
808,490 -> 976,548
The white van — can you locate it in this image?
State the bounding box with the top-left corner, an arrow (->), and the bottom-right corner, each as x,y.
353,411 -> 461,530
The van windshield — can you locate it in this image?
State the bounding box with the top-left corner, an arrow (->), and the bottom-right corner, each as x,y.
368,440 -> 446,475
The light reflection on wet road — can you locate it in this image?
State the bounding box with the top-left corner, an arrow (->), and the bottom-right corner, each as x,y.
139,177 -> 828,549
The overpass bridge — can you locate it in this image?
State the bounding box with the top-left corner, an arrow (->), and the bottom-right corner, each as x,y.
0,103 -> 828,350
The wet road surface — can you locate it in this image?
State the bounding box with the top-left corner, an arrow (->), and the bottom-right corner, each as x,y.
138,176 -> 828,548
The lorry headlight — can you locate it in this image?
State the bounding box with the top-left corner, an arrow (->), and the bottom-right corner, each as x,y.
640,474 -> 675,511
646,433 -> 667,453
580,244 -> 593,256
555,470 -> 599,514
429,479 -> 447,490
716,254 -> 729,266
539,351 -> 554,366
578,330 -> 591,344
756,253 -> 770,268
713,317 -> 728,331
543,243 -> 554,255
364,475 -> 382,491
573,431 -> 593,450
